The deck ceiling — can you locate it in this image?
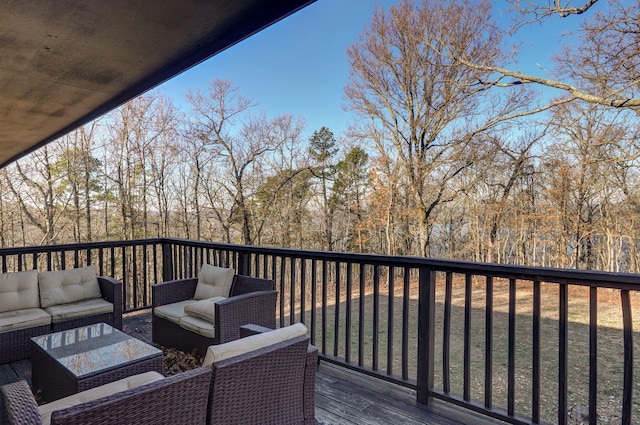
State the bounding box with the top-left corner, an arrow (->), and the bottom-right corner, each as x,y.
0,0 -> 315,168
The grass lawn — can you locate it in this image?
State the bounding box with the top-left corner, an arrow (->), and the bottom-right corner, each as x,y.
282,272 -> 640,424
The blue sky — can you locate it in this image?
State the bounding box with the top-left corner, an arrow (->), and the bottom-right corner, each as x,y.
157,0 -> 595,140
159,0 -> 393,138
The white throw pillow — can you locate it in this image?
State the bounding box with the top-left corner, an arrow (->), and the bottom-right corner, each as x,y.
183,296 -> 226,323
193,264 -> 235,300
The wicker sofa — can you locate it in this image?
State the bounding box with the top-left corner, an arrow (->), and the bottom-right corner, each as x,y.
203,323 -> 317,425
1,367 -> 211,425
0,265 -> 122,364
152,264 -> 277,356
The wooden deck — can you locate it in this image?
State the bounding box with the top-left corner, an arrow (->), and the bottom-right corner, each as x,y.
0,311 -> 504,425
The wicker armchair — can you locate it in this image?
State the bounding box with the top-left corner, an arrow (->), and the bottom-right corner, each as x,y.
152,274 -> 277,356
1,367 -> 211,425
204,323 -> 318,425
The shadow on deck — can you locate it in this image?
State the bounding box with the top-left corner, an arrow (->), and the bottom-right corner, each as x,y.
0,311 -> 504,425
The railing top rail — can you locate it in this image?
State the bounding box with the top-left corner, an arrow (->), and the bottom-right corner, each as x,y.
1,237 -> 639,290
163,238 -> 640,290
0,239 -> 164,256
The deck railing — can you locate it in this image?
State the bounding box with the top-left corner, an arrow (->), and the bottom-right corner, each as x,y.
0,238 -> 637,425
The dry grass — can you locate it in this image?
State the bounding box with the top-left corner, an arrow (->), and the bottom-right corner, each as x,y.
282,273 -> 640,424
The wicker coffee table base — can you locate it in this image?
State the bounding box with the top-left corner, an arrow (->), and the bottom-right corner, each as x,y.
31,333 -> 162,403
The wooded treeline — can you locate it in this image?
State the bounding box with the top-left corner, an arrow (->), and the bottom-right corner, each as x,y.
2,0 -> 640,273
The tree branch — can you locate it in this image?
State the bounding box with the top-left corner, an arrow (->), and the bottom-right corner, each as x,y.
454,55 -> 640,108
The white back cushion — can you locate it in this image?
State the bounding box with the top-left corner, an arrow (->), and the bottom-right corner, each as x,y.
203,323 -> 308,366
0,269 -> 39,313
39,265 -> 102,308
193,264 -> 235,300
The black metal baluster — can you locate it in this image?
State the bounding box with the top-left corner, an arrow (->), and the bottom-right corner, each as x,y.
559,284 -> 568,425
443,272 -> 452,394
589,286 -> 598,425
463,273 -> 472,401
387,266 -> 394,376
621,290 -> 633,425
373,265 -> 380,371
508,278 -> 516,417
485,276 -> 493,409
532,280 -> 541,424
402,268 -> 410,381
334,261 -> 341,357
345,262 -> 352,364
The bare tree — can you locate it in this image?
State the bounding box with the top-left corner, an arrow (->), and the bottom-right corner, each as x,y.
541,103 -> 633,269
105,95 -> 165,240
53,123 -> 102,243
3,145 -> 69,245
462,0 -> 640,109
187,79 -> 306,245
146,95 -> 180,237
345,0 -> 533,256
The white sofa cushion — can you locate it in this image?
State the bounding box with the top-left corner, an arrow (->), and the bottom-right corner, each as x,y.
38,371 -> 164,425
0,308 -> 51,333
203,323 -> 307,366
179,315 -> 215,338
183,296 -> 226,323
153,299 -> 197,325
0,269 -> 39,313
39,265 -> 102,308
44,298 -> 113,323
193,264 -> 234,300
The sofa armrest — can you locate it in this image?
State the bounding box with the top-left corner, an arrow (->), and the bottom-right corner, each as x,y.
1,380 -> 44,425
152,278 -> 198,307
215,290 -> 277,343
97,276 -> 123,329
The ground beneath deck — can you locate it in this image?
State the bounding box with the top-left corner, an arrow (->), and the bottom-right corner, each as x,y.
1,311 -> 503,425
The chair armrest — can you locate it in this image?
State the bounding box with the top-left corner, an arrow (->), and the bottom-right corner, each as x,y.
215,290 -> 277,343
98,276 -> 123,329
1,380 -> 44,425
304,344 -> 318,423
239,323 -> 273,337
152,278 -> 198,307
231,275 -> 275,295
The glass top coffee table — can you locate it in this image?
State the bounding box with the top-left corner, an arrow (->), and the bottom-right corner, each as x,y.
31,322 -> 162,402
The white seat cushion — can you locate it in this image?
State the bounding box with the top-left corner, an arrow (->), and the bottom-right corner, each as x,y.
39,265 -> 102,308
183,296 -> 226,323
0,269 -> 39,313
179,315 -> 215,338
153,300 -> 197,325
43,298 -> 113,323
38,371 -> 164,425
0,308 -> 51,333
193,264 -> 234,300
203,322 -> 307,366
